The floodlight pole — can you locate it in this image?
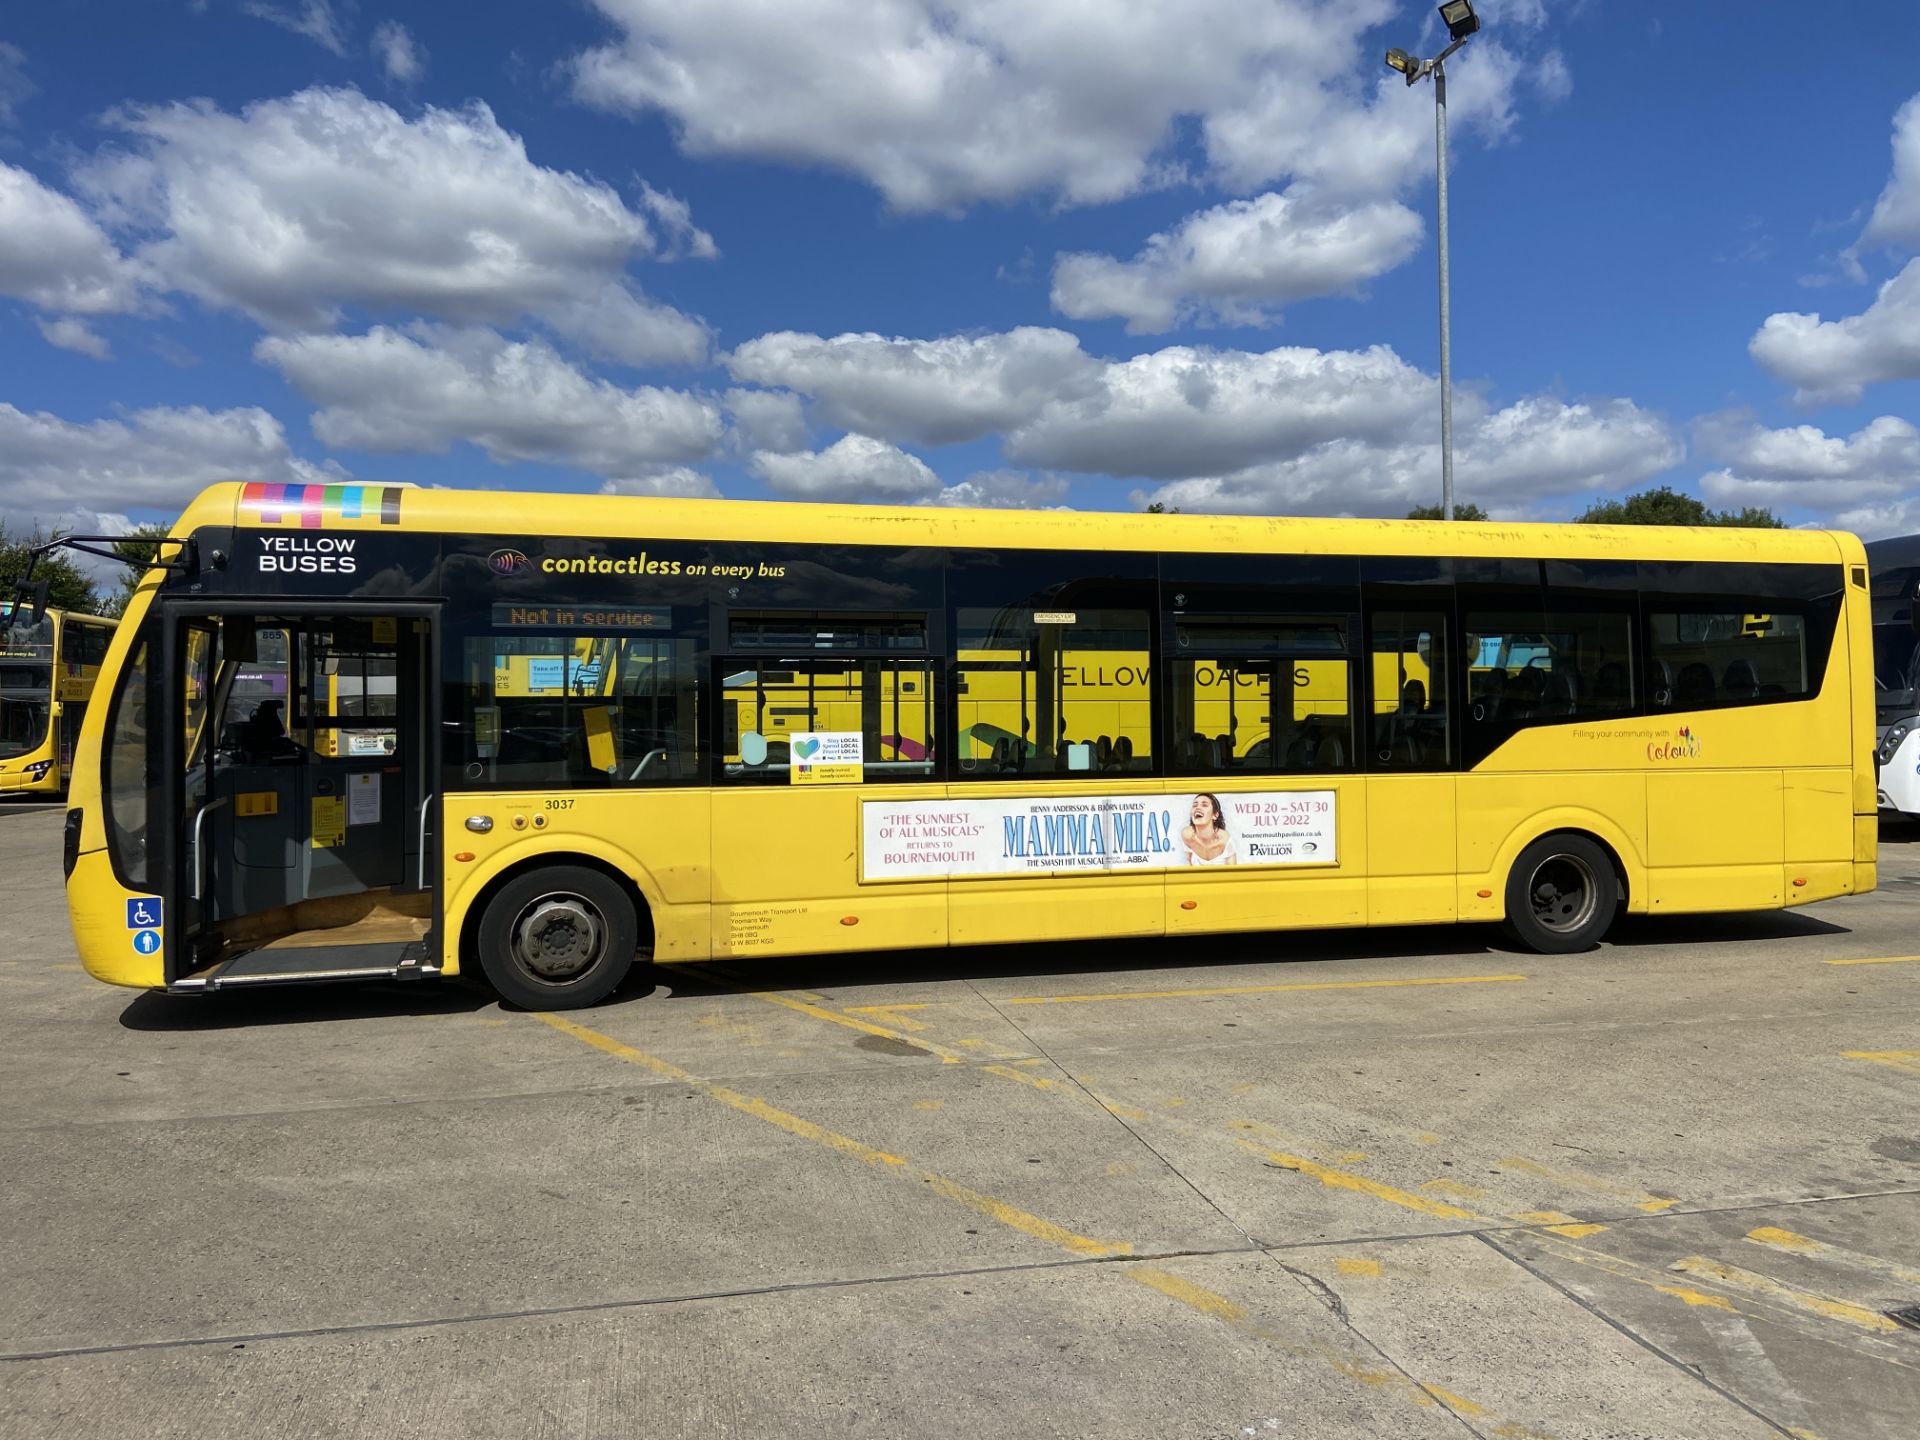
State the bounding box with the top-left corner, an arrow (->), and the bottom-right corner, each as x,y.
1434,56 -> 1455,522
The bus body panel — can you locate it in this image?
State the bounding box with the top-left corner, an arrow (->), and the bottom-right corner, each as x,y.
440,791 -> 716,972
1364,774 -> 1456,927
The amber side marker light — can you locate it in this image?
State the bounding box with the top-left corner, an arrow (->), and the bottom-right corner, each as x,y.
454,851 -> 476,863
1476,888 -> 1493,898
840,915 -> 860,926
1180,900 -> 1198,910
1792,877 -> 1808,888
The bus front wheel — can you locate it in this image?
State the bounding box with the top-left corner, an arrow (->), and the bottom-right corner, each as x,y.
1501,834 -> 1618,954
476,865 -> 637,1010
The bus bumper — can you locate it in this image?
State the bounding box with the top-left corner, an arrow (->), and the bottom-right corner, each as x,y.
67,848 -> 166,989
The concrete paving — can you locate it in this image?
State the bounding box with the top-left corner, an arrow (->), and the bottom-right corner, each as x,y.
2,805 -> 1917,1439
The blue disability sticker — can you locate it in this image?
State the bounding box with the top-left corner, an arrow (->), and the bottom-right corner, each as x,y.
126,897 -> 162,929
132,929 -> 161,955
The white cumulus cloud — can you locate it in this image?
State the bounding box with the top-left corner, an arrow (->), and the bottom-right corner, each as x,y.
74,86 -> 711,364
1696,412 -> 1920,515
925,469 -> 1071,509
1750,257 -> 1920,404
750,434 -> 941,502
242,1 -> 349,56
0,161 -> 144,316
1135,395 -> 1681,517
1856,91 -> 1920,257
600,467 -> 723,499
35,317 -> 112,359
0,401 -> 328,526
726,327 -> 1101,446
255,324 -> 724,473
1051,190 -> 1423,333
371,21 -> 426,84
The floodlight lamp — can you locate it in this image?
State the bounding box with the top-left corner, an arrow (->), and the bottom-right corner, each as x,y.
1384,47 -> 1419,81
1438,1 -> 1480,41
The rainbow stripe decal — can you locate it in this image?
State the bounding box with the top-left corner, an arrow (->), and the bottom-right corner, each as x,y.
240,483 -> 405,528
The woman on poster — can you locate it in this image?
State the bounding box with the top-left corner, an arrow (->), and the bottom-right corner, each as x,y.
1179,793 -> 1237,866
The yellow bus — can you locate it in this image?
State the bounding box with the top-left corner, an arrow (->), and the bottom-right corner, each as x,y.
57,482 -> 1875,1008
1,602 -> 117,797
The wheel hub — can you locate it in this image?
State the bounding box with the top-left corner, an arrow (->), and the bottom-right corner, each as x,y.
1529,855 -> 1597,934
512,896 -> 604,980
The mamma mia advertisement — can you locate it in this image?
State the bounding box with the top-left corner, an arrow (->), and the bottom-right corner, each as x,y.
861,792 -> 1337,882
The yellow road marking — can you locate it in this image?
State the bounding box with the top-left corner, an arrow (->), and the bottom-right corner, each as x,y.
1421,1179 -> 1489,1202
1130,1266 -> 1247,1320
1823,954 -> 1920,966
1237,1141 -> 1478,1220
531,1012 -> 1125,1258
1842,1049 -> 1920,1076
1336,1257 -> 1382,1277
1512,1210 -> 1609,1240
1654,1283 -> 1735,1311
1496,1155 -> 1678,1212
1002,974 -> 1528,1006
1668,1257 -> 1900,1333
1746,1226 -> 1920,1287
844,1003 -> 935,1032
531,1011 -> 1543,1431
912,1099 -> 944,1112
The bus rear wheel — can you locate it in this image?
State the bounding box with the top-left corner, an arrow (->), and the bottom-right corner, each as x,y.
1501,834 -> 1617,954
476,865 -> 637,1010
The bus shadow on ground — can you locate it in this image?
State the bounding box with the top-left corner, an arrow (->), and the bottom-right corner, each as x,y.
644,909 -> 1852,1001
112,909 -> 1855,1029
117,977 -> 495,1031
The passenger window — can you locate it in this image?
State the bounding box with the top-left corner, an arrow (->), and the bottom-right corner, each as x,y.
955,607 -> 1152,775
455,630 -> 702,786
1368,611 -> 1449,769
1168,616 -> 1353,774
1464,609 -> 1634,726
722,658 -> 935,783
1648,612 -> 1809,709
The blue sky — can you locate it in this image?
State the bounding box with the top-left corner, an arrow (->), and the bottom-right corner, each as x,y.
4,0 -> 1920,538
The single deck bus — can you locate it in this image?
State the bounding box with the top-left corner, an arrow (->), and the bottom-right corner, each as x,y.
1,602 -> 117,797
54,483 -> 1876,1009
1865,534 -> 1920,818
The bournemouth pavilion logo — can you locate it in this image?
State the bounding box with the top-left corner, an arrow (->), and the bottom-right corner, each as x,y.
487,548 -> 533,577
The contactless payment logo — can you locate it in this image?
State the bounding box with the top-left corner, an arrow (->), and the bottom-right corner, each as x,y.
487,548 -> 533,576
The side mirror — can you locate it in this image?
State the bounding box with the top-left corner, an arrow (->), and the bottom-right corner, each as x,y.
6,579 -> 49,630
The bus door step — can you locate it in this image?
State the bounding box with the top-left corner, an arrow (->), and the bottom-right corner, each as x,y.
171,940 -> 438,991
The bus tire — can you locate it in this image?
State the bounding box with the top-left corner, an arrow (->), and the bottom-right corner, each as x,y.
475,865 -> 637,1010
1501,833 -> 1617,954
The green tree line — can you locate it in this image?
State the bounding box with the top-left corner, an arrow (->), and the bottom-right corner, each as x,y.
1407,486 -> 1785,527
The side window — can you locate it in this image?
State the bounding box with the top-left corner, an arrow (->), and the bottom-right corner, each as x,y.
721,611 -> 935,785
104,634 -> 151,887
1648,611 -> 1809,709
454,629 -> 703,787
955,607 -> 1152,775
1464,608 -> 1635,727
722,659 -> 935,783
1168,616 -> 1353,775
1367,611 -> 1449,769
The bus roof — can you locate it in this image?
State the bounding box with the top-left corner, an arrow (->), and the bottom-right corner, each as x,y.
177,481 -> 1857,567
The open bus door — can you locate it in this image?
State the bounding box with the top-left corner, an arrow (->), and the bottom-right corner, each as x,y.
155,602 -> 442,991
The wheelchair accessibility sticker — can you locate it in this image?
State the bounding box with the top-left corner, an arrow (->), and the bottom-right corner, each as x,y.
126,897 -> 162,929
